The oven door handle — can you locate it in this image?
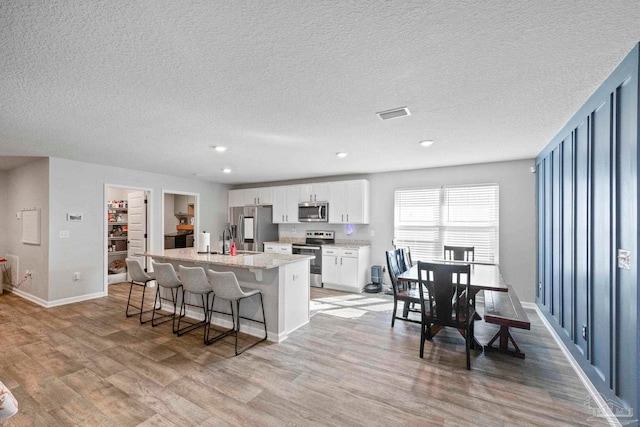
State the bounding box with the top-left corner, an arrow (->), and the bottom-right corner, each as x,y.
292,245 -> 321,251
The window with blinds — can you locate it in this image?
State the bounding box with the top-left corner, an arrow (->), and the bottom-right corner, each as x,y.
394,184 -> 499,263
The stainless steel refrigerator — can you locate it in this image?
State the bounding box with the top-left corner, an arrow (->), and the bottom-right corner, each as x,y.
229,205 -> 279,252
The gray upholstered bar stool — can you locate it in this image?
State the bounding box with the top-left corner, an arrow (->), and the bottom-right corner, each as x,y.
151,262 -> 183,332
206,269 -> 267,355
176,265 -> 214,343
125,258 -> 156,324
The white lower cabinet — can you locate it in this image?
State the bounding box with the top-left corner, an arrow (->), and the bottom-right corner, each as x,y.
264,242 -> 292,254
322,246 -> 370,292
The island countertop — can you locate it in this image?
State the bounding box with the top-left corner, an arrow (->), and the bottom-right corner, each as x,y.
142,248 -> 314,270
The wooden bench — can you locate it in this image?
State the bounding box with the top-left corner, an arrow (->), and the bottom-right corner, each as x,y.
483,285 -> 531,359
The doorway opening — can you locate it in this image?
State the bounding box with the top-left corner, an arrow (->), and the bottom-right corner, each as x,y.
105,185 -> 151,294
162,191 -> 199,250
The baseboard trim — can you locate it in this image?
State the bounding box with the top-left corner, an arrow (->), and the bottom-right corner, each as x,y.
6,287 -> 106,308
527,303 -> 621,427
47,292 -> 105,307
6,287 -> 49,307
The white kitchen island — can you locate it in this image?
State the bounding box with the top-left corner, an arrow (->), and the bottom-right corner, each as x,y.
143,248 -> 313,342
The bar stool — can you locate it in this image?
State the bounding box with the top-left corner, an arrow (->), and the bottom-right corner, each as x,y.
125,258 -> 156,324
206,269 -> 267,355
176,266 -> 213,344
151,262 -> 183,332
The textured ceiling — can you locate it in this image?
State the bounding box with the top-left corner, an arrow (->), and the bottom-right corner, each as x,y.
1,1 -> 639,184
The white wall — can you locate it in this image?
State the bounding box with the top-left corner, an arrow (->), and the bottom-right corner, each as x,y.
106,187 -> 132,201
0,171 -> 7,257
3,159 -> 50,301
48,157 -> 229,302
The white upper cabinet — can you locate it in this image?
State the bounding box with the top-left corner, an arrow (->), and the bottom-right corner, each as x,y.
273,185 -> 299,223
174,194 -> 189,215
298,183 -> 329,202
229,190 -> 244,207
231,180 -> 368,223
243,187 -> 273,205
230,188 -> 274,207
328,179 -> 370,224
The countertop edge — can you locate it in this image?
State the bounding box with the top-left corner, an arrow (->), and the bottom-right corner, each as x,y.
140,249 -> 314,270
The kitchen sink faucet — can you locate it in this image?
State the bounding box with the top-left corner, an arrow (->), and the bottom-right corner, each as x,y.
222,227 -> 232,255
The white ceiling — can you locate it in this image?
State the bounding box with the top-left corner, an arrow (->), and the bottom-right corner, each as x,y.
1,1 -> 639,184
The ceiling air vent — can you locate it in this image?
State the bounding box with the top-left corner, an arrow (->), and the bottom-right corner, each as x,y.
376,107 -> 411,120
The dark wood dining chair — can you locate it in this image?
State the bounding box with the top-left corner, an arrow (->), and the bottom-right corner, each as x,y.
417,261 -> 476,370
386,249 -> 421,327
399,247 -> 413,270
443,245 -> 475,262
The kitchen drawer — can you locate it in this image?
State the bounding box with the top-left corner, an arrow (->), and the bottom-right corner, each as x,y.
322,247 -> 339,256
340,249 -> 358,257
265,243 -> 292,254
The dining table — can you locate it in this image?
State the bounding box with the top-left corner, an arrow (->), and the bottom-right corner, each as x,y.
396,260 -> 509,349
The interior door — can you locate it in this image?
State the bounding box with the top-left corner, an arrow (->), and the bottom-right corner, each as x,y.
128,190 -> 147,268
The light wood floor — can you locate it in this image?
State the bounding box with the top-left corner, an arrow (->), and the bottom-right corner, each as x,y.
0,284 -> 596,426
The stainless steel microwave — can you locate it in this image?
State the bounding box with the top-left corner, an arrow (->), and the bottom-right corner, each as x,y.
298,202 -> 328,222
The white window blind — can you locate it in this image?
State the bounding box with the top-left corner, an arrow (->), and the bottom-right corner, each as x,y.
394,184 -> 499,264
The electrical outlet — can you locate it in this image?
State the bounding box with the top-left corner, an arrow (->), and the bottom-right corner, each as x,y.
25,270 -> 32,278
370,230 -> 375,237
582,324 -> 587,340
73,272 -> 81,281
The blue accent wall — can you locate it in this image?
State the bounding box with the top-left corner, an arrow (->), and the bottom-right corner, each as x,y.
536,43 -> 639,420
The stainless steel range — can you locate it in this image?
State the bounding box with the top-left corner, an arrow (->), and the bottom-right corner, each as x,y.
292,230 -> 335,287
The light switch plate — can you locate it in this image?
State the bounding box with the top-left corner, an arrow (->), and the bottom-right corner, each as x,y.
618,249 -> 631,270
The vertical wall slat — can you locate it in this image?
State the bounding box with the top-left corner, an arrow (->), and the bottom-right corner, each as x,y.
537,160 -> 545,303
552,146 -> 562,321
574,120 -> 589,356
562,136 -> 574,337
544,155 -> 553,310
590,100 -> 612,384
613,75 -> 637,407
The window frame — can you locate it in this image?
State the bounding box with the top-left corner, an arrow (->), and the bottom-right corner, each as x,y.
393,184 -> 499,264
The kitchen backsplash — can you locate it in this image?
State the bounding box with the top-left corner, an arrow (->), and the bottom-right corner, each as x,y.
277,223 -> 372,244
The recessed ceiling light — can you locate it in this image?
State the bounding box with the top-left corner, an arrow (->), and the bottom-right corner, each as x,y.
212,146 -> 227,152
419,140 -> 435,147
222,168 -> 231,173
336,152 -> 349,158
376,107 -> 411,120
